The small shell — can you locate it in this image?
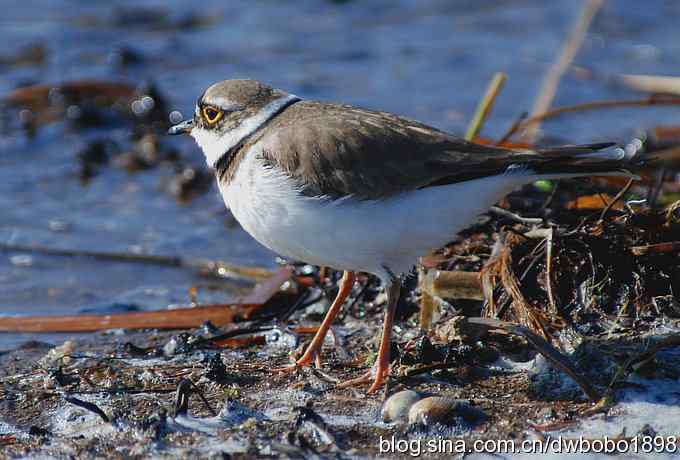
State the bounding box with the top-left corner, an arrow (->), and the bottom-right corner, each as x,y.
381,390 -> 422,423
39,340 -> 76,367
408,397 -> 486,426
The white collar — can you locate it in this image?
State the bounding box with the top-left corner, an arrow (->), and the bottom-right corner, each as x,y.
192,94 -> 301,169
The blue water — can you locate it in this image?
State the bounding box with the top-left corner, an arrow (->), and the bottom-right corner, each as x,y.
1,0 -> 679,347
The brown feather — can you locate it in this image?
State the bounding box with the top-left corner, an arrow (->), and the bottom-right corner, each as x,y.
238,101 -> 619,200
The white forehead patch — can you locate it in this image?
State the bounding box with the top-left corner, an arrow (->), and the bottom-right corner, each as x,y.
191,94 -> 301,168
204,95 -> 245,112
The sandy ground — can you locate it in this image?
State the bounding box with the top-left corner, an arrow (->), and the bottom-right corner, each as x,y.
2,310 -> 679,459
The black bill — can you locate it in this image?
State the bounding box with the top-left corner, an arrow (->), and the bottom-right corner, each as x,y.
168,119 -> 193,135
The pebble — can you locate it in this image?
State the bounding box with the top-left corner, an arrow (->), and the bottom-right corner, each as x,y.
407,397 -> 486,427
381,390 -> 422,423
39,340 -> 76,367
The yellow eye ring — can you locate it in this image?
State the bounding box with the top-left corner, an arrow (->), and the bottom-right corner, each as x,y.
202,106 -> 223,124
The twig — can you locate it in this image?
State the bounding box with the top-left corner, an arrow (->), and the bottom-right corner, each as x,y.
421,270 -> 484,301
496,112 -> 528,146
192,325 -> 274,349
619,73 -> 680,96
540,181 -> 561,212
62,388 -> 176,395
418,280 -> 438,331
529,420 -> 579,432
466,317 -> 600,402
174,379 -> 192,416
628,335 -> 680,368
402,361 -> 467,378
647,167 -> 667,210
173,379 -> 217,417
504,95 -> 680,142
630,241 -> 680,256
0,241 -> 184,265
488,206 -> 543,225
522,0 -> 606,143
189,380 -> 218,417
465,72 -> 507,141
64,395 -> 110,423
598,177 -> 634,222
309,367 -> 340,384
603,334 -> 680,400
545,228 -> 558,316
418,265 -> 440,331
0,242 -> 273,281
0,266 -> 293,332
493,240 -> 546,320
0,435 -> 17,446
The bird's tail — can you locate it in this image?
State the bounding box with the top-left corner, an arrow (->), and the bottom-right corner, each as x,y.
520,140 -> 644,180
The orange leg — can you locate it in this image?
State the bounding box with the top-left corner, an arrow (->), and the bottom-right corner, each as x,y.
337,279 -> 401,393
274,271 -> 356,372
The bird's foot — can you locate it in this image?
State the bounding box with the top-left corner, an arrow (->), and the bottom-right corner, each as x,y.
273,271 -> 356,376
272,362 -> 305,374
336,363 -> 390,394
272,345 -> 323,374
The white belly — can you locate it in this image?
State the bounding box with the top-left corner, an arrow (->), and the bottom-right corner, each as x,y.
220,151 -> 529,282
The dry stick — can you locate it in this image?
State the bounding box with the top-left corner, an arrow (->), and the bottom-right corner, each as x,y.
0,266 -> 293,332
496,112 -> 528,146
466,317 -> 600,402
488,206 -> 543,225
61,388 -> 176,396
630,241 -> 680,256
493,263 -> 532,320
64,396 -> 110,423
0,242 -> 184,265
598,177 -> 634,222
174,379 -> 217,417
603,334 -> 680,401
418,267 -> 438,331
540,180 -> 561,212
189,380 -> 218,417
522,0 -> 606,143
421,270 -> 484,301
647,167 -> 667,210
465,72 -> 507,141
504,95 -> 680,142
618,73 -> 680,96
494,239 -> 547,320
0,242 -> 273,281
544,228 -> 558,317
628,335 -> 680,368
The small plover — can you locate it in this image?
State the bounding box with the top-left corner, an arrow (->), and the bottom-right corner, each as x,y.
169,79 -> 632,392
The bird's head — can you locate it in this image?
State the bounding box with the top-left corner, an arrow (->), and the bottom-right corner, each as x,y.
168,79 -> 300,169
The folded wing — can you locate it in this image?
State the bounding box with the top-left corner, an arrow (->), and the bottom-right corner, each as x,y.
258,101 -> 628,200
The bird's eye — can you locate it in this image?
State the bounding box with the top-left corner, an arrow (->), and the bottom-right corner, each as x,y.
202,106 -> 223,124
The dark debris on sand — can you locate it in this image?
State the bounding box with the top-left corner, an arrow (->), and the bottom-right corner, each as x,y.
3,188 -> 680,457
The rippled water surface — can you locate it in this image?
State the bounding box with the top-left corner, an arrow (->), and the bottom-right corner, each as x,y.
1,0 -> 679,347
